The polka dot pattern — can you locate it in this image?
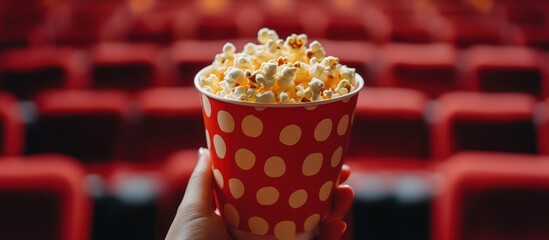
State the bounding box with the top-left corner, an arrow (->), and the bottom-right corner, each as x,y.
229,178 -> 245,199
224,203 -> 240,227
279,125 -> 301,146
319,181 -> 334,201
235,148 -> 255,170
248,216 -> 269,235
213,135 -> 226,159
337,114 -> 349,136
256,187 -> 279,206
304,214 -> 321,232
274,221 -> 296,240
288,189 -> 308,209
218,110 -> 235,133
199,89 -> 361,237
242,115 -> 263,137
213,169 -> 223,189
202,95 -> 211,117
331,146 -> 343,168
302,153 -> 323,176
264,156 -> 286,178
314,119 -> 332,142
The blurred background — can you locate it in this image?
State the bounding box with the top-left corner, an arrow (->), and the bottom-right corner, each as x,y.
0,0 -> 549,239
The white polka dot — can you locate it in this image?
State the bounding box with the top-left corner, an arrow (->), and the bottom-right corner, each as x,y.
331,146 -> 343,167
224,203 -> 239,227
264,156 -> 286,178
319,181 -> 333,201
205,130 -> 211,149
304,214 -> 321,232
229,178 -> 245,199
314,118 -> 332,142
248,216 -> 269,235
256,186 -> 279,205
305,105 -> 317,110
302,153 -> 323,176
337,115 -> 349,136
235,148 -> 255,170
202,95 -> 211,117
288,189 -> 308,209
213,169 -> 223,189
213,135 -> 226,159
343,97 -> 350,103
255,107 -> 266,111
274,221 -> 296,240
279,125 -> 301,146
217,110 -> 235,133
242,115 -> 263,137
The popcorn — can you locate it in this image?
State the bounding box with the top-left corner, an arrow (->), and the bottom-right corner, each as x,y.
199,28 -> 358,104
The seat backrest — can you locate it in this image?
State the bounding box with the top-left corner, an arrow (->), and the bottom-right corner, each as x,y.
0,154 -> 91,240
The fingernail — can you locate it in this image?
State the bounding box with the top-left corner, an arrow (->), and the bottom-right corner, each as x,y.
198,147 -> 207,158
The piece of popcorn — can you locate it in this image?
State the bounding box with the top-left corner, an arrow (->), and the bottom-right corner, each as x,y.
307,40 -> 325,60
224,68 -> 248,87
233,86 -> 248,100
293,61 -> 310,84
322,89 -> 334,99
277,66 -> 297,90
335,79 -> 354,95
255,90 -> 276,103
233,56 -> 253,71
258,28 -> 279,44
279,91 -> 290,103
309,78 -> 325,101
255,62 -> 277,89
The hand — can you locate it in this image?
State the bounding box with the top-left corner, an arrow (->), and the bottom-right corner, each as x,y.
165,148 -> 354,240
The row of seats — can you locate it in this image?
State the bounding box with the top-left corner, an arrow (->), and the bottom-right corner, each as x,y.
1,43 -> 548,100
1,0 -> 548,49
3,151 -> 549,240
0,87 -> 547,169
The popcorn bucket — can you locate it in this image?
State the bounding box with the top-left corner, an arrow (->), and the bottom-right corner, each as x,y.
195,66 -> 364,240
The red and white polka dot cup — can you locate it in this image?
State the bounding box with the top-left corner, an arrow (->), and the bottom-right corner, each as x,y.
195,66 -> 364,240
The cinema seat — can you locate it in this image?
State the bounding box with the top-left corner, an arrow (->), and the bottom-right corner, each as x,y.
0,154 -> 91,240
348,88 -> 429,160
0,92 -> 24,155
29,90 -> 131,173
377,43 -> 458,98
155,150 -> 198,240
431,92 -> 538,160
434,152 -> 549,240
0,47 -> 88,99
463,45 -> 543,97
90,43 -> 173,92
133,87 -> 205,163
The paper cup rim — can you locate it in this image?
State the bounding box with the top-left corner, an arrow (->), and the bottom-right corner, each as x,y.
194,65 -> 365,108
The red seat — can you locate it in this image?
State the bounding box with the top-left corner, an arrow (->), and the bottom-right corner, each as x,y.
124,3 -> 184,45
0,47 -> 89,99
156,150 -> 198,240
0,154 -> 91,240
133,87 -> 205,163
434,152 -> 549,240
91,43 -> 173,92
52,3 -> 127,47
431,92 -> 538,160
377,43 -> 458,97
349,88 -> 429,160
30,90 -> 131,173
538,98 -> 549,155
0,92 -> 24,155
170,39 -> 250,86
0,0 -> 49,49
463,46 -> 544,97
